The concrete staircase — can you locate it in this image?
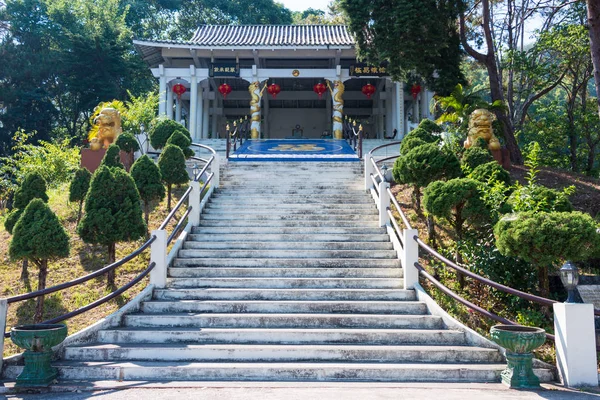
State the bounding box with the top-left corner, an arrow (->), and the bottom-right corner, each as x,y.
6,162 -> 553,382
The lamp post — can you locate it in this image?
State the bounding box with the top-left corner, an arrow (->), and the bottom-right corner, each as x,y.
192,163 -> 200,181
381,164 -> 388,182
560,260 -> 579,303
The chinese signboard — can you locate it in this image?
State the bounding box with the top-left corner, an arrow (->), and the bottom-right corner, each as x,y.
210,63 -> 240,77
349,64 -> 388,77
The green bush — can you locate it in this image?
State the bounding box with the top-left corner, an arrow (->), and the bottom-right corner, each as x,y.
131,155 -> 165,227
158,144 -> 190,211
115,132 -> 140,153
166,130 -> 195,159
507,185 -> 573,213
3,209 -> 23,234
400,137 -> 428,155
469,161 -> 511,186
10,198 -> 70,321
404,127 -> 439,144
78,166 -> 146,287
494,211 -> 600,296
392,143 -> 461,210
99,144 -> 124,170
150,119 -> 191,150
13,172 -> 49,209
418,119 -> 443,134
461,146 -> 494,171
69,167 -> 92,224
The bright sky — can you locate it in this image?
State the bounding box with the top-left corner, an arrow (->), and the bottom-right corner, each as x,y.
279,0 -> 330,12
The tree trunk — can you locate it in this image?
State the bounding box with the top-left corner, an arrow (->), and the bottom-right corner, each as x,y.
107,243 -> 116,288
426,215 -> 436,246
413,185 -> 421,213
588,0 -> 600,120
20,258 -> 28,281
167,184 -> 172,212
144,201 -> 150,237
537,264 -> 550,298
76,199 -> 84,226
34,259 -> 48,323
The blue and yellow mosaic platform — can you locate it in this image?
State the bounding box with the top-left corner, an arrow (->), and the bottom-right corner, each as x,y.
230,139 -> 359,162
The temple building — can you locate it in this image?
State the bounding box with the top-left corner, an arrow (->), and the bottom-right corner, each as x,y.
133,25 -> 433,141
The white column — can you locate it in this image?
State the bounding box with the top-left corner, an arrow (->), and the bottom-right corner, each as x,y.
202,87 -> 210,139
0,298 -> 7,373
326,90 -> 332,128
378,97 -> 385,139
212,153 -> 220,189
420,90 -> 429,122
364,154 -> 375,192
211,103 -> 218,139
189,74 -> 198,140
553,303 -> 599,387
189,181 -> 201,226
402,229 -> 419,289
175,97 -> 182,123
390,80 -> 397,134
264,94 -> 270,138
378,181 -> 390,227
196,85 -> 203,141
158,68 -> 167,116
166,84 -> 174,120
149,229 -> 167,288
395,82 -> 403,138
386,80 -> 393,137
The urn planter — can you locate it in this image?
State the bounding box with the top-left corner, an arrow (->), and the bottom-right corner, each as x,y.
10,324 -> 67,387
490,324 -> 546,389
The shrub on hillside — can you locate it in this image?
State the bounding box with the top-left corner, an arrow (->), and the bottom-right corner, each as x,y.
418,119 -> 443,134
403,127 -> 439,144
400,137 -> 428,155
469,161 -> 511,186
150,119 -> 191,150
461,146 -> 494,171
131,155 -> 165,227
507,185 -> 574,213
115,132 -> 140,153
158,144 -> 189,211
69,167 -> 92,224
99,144 -> 124,170
166,130 -> 195,159
4,172 -> 49,234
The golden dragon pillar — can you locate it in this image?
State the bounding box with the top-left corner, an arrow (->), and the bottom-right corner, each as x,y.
328,80 -> 345,139
249,81 -> 266,139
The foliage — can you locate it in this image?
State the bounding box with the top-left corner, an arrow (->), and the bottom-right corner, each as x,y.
469,162 -> 511,187
9,198 -> 70,262
69,168 -> 92,203
461,147 -> 494,172
400,137 -> 428,155
87,100 -> 128,141
3,209 -> 22,235
403,128 -> 439,144
115,132 -> 140,153
507,185 -> 574,213
433,84 -> 495,129
150,119 -> 191,150
417,118 -> 442,134
158,144 -> 189,210
13,172 -> 49,209
99,144 -> 124,170
165,129 -> 194,158
341,0 -> 464,95
130,154 -> 165,226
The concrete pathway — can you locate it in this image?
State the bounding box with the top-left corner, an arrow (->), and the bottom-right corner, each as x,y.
2,382 -> 600,400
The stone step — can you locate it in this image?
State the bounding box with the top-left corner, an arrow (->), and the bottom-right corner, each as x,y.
203,208 -> 377,215
172,258 -> 400,268
140,300 -> 423,314
211,194 -> 372,201
166,277 -> 403,289
176,249 -> 398,259
201,212 -> 376,220
182,241 -> 394,250
123,313 -> 443,329
96,327 -> 466,346
197,220 -> 380,228
168,267 -> 403,279
190,227 -> 387,235
186,234 -> 390,242
1,362 -> 555,383
205,203 -> 376,210
153,288 -> 416,301
213,192 -> 369,198
64,343 -> 503,363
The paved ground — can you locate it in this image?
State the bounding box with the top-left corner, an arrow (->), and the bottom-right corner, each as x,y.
2,382 -> 600,400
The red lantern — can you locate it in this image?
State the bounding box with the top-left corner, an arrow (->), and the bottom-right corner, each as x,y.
172,83 -> 186,99
267,83 -> 281,99
313,82 -> 327,99
361,83 -> 376,99
411,84 -> 422,100
218,83 -> 232,99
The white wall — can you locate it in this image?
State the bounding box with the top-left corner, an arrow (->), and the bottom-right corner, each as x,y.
267,109 -> 328,139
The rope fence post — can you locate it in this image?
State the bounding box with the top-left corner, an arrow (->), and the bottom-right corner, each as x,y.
0,298 -> 7,372
212,154 -> 220,189
189,181 -> 201,226
378,181 -> 390,227
364,154 -> 374,192
149,230 -> 168,288
402,229 -> 419,289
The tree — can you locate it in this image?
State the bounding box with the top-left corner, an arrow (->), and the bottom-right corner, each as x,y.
417,119 -> 443,134
403,127 -> 439,144
99,144 -> 124,170
13,171 -> 49,209
461,147 -> 495,172
69,167 -> 92,224
78,166 -> 146,287
400,137 -> 428,155
9,199 -> 70,322
341,0 -> 464,95
587,0 -> 600,122
131,155 -> 165,227
150,119 -> 190,150
469,161 -> 511,187
165,129 -> 194,158
115,132 -> 140,153
495,211 -> 600,297
158,144 -> 189,211
392,143 -> 461,211
424,178 -> 490,268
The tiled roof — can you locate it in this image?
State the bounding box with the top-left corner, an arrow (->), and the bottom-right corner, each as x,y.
188,25 -> 355,47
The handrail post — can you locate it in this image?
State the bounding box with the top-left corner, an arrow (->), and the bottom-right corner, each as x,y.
212,153 -> 220,189
402,229 -> 419,290
378,181 -> 390,227
553,303 -> 598,387
149,230 -> 168,288
364,154 -> 374,192
0,298 -> 7,372
189,181 -> 201,226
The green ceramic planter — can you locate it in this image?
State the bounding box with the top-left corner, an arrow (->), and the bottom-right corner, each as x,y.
10,324 -> 68,387
490,324 -> 546,389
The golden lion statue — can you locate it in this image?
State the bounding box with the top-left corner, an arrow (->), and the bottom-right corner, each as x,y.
93,107 -> 122,149
464,109 -> 501,151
